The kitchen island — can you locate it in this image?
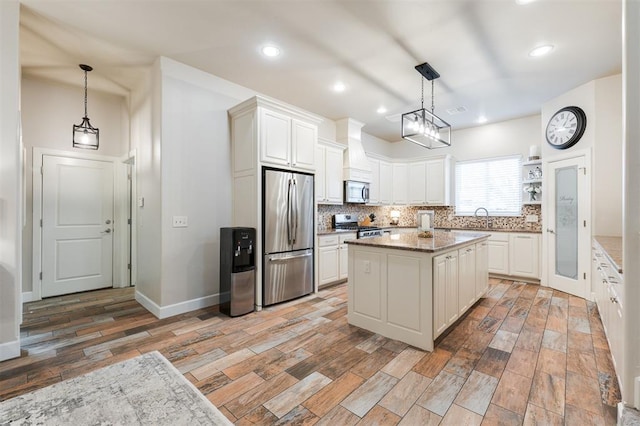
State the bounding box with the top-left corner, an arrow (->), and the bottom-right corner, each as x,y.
346,230 -> 490,351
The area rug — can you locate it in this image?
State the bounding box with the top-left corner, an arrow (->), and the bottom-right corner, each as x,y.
0,351 -> 232,425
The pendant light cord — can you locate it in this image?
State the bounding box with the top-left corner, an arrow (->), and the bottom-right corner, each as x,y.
420,75 -> 424,110
83,70 -> 88,119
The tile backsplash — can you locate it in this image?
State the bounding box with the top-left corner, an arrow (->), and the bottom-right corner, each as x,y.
317,204 -> 542,232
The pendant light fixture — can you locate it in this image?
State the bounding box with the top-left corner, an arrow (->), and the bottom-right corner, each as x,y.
72,64 -> 99,150
401,62 -> 451,149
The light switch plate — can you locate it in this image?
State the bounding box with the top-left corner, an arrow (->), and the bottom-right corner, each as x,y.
137,197 -> 144,207
172,216 -> 188,228
526,214 -> 539,223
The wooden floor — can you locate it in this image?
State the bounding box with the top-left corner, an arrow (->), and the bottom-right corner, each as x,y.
1,279 -> 620,425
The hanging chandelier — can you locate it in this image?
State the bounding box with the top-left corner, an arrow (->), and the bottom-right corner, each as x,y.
401,62 -> 451,149
72,64 -> 99,150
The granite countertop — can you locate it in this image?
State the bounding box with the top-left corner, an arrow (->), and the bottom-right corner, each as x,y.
594,236 -> 622,274
318,226 -> 541,235
346,230 -> 489,253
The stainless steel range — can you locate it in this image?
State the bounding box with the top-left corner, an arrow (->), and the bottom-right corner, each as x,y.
332,214 -> 383,239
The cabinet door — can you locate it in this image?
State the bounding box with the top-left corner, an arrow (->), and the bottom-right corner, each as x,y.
291,119 -> 317,171
392,163 -> 408,205
433,254 -> 448,337
509,234 -> 540,278
379,161 -> 393,204
446,252 -> 459,326
426,159 -> 445,204
368,158 -> 380,205
260,109 -> 291,167
319,246 -> 339,285
458,246 -> 476,315
315,145 -> 326,202
475,242 -> 489,298
408,162 -> 427,205
325,146 -> 344,204
339,245 -> 349,279
488,240 -> 509,274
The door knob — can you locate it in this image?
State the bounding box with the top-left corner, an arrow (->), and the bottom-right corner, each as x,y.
105,219 -> 112,224
546,228 -> 555,234
102,228 -> 111,234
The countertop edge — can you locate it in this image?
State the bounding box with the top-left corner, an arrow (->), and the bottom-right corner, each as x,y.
346,232 -> 490,253
593,236 -> 623,274
318,227 -> 541,236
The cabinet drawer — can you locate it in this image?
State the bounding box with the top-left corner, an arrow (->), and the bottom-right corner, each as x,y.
318,235 -> 339,247
488,233 -> 509,242
339,233 -> 357,244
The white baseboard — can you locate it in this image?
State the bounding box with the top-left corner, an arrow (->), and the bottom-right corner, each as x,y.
22,291 -> 34,303
135,290 -> 220,319
0,339 -> 21,362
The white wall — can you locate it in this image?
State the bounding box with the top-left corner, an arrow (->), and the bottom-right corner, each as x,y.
362,131 -> 394,157
542,75 -> 623,237
594,74 -> 623,236
20,76 -> 130,294
0,0 -> 21,361
389,114 -> 541,162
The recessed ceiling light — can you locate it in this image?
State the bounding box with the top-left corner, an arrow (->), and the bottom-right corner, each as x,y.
529,44 -> 554,57
377,106 -> 387,114
477,116 -> 488,124
333,82 -> 346,93
261,45 -> 281,58
515,0 -> 537,5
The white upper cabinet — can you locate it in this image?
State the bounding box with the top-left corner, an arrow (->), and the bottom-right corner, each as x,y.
408,161 -> 427,205
291,119 -> 317,171
392,163 -> 408,205
259,107 -> 317,172
426,157 -> 454,205
379,160 -> 393,205
316,141 -> 344,204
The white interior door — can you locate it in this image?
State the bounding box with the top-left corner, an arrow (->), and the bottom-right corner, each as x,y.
41,155 -> 114,297
546,155 -> 590,298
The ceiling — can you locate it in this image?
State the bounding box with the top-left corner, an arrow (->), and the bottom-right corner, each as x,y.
19,0 -> 622,142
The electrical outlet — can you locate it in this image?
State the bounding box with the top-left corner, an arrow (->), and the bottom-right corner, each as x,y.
526,214 -> 539,223
172,216 -> 188,228
364,260 -> 371,273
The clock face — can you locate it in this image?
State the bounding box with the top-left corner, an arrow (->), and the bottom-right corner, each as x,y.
545,106 -> 587,149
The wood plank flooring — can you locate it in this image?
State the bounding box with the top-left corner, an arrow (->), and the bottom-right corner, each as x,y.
1,279 -> 620,425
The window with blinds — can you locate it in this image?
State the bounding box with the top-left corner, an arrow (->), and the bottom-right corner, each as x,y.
455,155 -> 522,216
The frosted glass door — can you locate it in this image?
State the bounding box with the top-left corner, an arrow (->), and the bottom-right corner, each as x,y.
546,155 -> 589,298
555,166 -> 578,279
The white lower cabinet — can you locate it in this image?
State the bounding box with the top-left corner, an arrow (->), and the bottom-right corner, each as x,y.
318,233 -> 356,286
458,245 -> 476,315
486,232 -> 540,280
434,241 -> 489,338
433,251 -> 458,337
592,241 -> 624,395
487,233 -> 509,275
508,233 -> 540,279
475,241 -> 489,298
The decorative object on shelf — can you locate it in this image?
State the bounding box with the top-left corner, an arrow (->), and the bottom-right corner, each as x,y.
528,145 -> 541,161
533,167 -> 542,179
524,184 -> 541,201
401,62 -> 451,149
390,210 -> 400,225
528,169 -> 535,180
72,64 -> 99,150
545,105 -> 587,150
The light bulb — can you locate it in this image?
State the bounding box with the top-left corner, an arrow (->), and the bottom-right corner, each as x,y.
82,131 -> 89,145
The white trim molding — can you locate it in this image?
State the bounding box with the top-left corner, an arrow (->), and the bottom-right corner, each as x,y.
22,291 -> 34,303
135,290 -> 221,320
0,339 -> 20,362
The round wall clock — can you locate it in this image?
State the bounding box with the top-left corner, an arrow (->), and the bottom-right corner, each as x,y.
545,106 -> 587,149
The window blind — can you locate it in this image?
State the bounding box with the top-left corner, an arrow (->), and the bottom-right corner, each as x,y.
455,155 -> 522,216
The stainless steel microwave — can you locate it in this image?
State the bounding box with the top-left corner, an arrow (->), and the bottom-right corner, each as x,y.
344,180 -> 370,203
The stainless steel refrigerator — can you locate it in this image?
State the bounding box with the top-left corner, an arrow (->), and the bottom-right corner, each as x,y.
262,168 -> 314,306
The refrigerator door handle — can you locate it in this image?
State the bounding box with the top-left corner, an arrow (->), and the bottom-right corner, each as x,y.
268,252 -> 312,262
292,178 -> 298,245
287,178 -> 293,245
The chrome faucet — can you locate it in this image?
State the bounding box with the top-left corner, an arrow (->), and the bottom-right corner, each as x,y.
474,207 -> 490,228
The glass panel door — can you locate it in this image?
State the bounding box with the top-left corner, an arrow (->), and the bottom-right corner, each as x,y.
555,166 -> 578,279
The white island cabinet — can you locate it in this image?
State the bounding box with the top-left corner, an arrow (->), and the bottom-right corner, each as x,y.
347,231 -> 489,351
